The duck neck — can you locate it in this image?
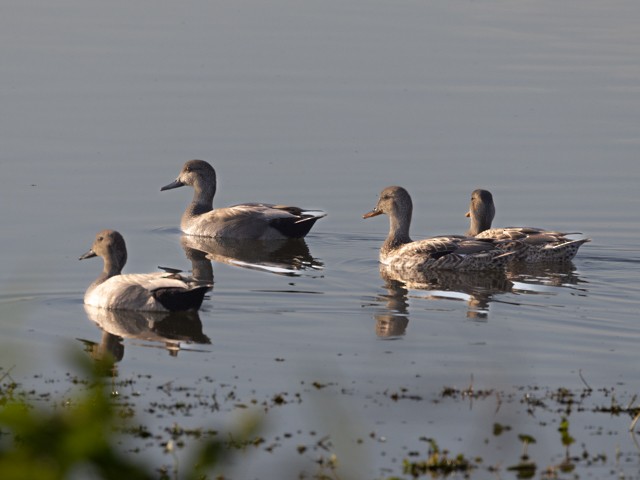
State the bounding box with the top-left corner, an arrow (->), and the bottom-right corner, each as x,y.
187,178 -> 215,218
467,209 -> 493,236
94,253 -> 125,286
467,216 -> 485,236
383,207 -> 412,252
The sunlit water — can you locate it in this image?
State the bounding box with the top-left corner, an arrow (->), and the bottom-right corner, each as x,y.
2,0 -> 640,477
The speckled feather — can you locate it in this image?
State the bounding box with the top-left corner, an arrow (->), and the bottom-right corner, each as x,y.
466,189 -> 590,262
364,186 -> 512,272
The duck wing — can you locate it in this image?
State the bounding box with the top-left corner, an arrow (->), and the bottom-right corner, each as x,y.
190,204 -> 325,239
87,273 -> 209,312
395,237 -> 460,259
231,203 -> 326,238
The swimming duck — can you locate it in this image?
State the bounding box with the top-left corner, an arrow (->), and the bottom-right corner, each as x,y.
465,189 -> 590,262
79,230 -> 210,311
363,186 -> 512,272
161,160 -> 326,239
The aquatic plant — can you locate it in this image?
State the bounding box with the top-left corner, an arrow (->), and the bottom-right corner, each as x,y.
0,356 -> 154,480
400,438 -> 475,478
0,354 -> 259,480
507,434 -> 537,479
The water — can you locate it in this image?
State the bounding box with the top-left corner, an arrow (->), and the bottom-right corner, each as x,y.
2,0 -> 640,478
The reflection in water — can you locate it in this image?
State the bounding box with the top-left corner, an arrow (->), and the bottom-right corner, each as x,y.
180,235 -> 323,276
507,261 -> 588,294
180,239 -> 215,285
81,305 -> 211,365
374,278 -> 410,338
372,262 -> 589,332
379,266 -> 513,321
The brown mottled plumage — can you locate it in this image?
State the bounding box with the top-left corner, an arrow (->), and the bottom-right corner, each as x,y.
465,189 -> 590,263
363,186 -> 512,272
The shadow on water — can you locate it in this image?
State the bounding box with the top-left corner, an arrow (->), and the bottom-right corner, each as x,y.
371,261 -> 591,336
79,305 -> 211,366
179,238 -> 215,285
373,277 -> 410,338
506,261 -> 588,294
180,235 -> 324,277
373,267 -> 514,332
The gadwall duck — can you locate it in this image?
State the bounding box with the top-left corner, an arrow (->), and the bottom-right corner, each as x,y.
79,230 -> 210,312
363,186 -> 512,271
161,160 -> 326,239
465,189 -> 590,262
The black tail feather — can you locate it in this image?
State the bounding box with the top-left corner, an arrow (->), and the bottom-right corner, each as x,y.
270,216 -> 323,239
153,285 -> 210,312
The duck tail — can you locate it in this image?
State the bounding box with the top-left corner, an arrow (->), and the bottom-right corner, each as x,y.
551,238 -> 591,249
153,285 -> 211,312
295,210 -> 328,223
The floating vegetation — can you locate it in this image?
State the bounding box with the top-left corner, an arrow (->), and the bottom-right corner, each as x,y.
506,434 -> 537,479
492,422 -> 511,436
401,438 -> 475,478
1,362 -> 639,479
0,358 -> 260,480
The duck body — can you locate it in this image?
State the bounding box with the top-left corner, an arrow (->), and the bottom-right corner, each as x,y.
466,189 -> 590,263
80,230 -> 209,312
179,202 -> 323,239
364,186 -> 512,272
162,160 -> 325,240
379,235 -> 513,272
83,272 -> 208,311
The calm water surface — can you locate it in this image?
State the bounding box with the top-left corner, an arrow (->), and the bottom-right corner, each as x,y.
2,1 -> 640,478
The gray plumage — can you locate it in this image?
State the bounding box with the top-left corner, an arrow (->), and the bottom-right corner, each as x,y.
79,230 -> 210,311
161,160 -> 326,239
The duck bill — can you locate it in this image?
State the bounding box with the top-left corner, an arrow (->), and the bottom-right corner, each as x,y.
465,211 -> 471,218
363,209 -> 382,219
160,179 -> 185,191
79,249 -> 97,260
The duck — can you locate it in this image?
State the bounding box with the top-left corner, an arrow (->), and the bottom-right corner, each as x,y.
161,160 -> 326,239
79,230 -> 210,312
363,186 -> 513,272
465,189 -> 590,262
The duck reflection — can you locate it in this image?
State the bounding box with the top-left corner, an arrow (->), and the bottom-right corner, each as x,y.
379,265 -> 513,321
180,235 -> 323,276
81,305 -> 211,364
374,277 -> 410,338
506,261 -> 587,294
180,238 -> 215,285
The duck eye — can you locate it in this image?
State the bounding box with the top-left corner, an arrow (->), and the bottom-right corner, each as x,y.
185,166 -> 191,172
97,236 -> 103,242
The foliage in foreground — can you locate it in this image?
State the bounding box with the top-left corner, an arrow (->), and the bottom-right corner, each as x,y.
1,357 -> 639,480
0,354 -> 257,480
